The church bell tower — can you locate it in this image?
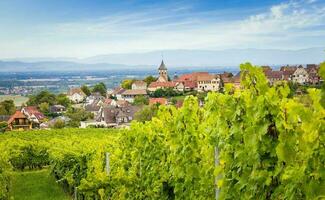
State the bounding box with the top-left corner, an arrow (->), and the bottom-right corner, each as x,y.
157,60 -> 168,82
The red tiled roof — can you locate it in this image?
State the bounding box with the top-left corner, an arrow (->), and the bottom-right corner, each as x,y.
175,72 -> 209,82
8,111 -> 27,124
183,81 -> 197,88
22,106 -> 45,120
149,98 -> 167,105
23,106 -> 39,114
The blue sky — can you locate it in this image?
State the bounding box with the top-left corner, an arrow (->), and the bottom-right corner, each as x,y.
0,0 -> 324,58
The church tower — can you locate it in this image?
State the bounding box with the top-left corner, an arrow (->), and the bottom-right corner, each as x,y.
157,60 -> 168,82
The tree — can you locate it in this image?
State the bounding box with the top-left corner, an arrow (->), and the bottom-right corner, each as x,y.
52,119 -> 65,129
151,88 -> 179,98
0,100 -> 15,115
81,85 -> 91,96
27,91 -> 56,106
39,102 -> 50,114
143,76 -> 157,85
56,94 -> 70,108
92,82 -> 107,96
133,95 -> 149,105
121,79 -> 135,89
65,108 -> 93,127
134,105 -> 159,122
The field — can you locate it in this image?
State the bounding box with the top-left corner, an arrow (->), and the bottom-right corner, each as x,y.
10,169 -> 70,200
0,128 -> 120,200
0,95 -> 29,106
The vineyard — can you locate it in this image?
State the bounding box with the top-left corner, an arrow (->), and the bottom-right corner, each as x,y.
0,62 -> 324,199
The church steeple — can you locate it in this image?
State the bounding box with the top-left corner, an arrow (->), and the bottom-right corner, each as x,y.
158,60 -> 167,70
157,60 -> 168,82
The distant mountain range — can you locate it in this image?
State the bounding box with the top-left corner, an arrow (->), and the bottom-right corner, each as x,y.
1,47 -> 324,72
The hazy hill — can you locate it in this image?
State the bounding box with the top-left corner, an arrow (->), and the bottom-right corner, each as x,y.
1,47 -> 324,72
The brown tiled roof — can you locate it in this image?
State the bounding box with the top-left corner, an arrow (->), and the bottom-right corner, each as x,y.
197,74 -> 218,81
149,98 -> 167,105
85,102 -> 101,112
122,89 -> 147,95
116,100 -> 130,107
280,66 -> 297,72
265,71 -> 283,79
8,111 -> 27,124
148,81 -> 177,88
102,105 -> 141,124
112,87 -> 126,95
67,88 -> 86,96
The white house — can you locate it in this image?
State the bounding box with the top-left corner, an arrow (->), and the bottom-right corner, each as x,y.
132,80 -> 147,90
67,88 -> 86,103
292,66 -> 309,84
120,89 -> 147,103
197,74 -> 221,92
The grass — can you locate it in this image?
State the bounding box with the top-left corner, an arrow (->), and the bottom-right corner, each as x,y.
0,95 -> 29,106
10,169 -> 71,200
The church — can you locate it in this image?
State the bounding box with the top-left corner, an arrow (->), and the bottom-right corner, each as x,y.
148,60 -> 183,92
157,60 -> 168,82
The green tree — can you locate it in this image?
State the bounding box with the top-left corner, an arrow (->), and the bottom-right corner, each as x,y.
0,100 -> 15,115
56,93 -> 70,108
65,108 -> 93,127
81,85 -> 91,96
27,91 -> 56,106
143,76 -> 157,86
133,95 -> 149,105
121,79 -> 134,89
92,82 -> 107,96
134,105 -> 159,122
52,119 -> 65,129
39,102 -> 50,114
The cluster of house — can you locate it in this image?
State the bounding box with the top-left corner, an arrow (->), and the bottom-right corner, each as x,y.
4,61 -> 320,131
108,60 -> 241,103
262,64 -> 322,85
67,90 -> 169,128
4,105 -> 66,131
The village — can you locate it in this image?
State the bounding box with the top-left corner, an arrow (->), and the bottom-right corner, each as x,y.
0,61 -> 323,132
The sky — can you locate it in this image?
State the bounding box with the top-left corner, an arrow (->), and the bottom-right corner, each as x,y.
0,0 -> 324,59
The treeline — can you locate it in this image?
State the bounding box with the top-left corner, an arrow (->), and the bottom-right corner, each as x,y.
0,62 -> 324,199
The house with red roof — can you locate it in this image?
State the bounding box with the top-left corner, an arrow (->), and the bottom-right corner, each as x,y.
197,74 -> 222,92
21,106 -> 46,125
7,110 -> 32,131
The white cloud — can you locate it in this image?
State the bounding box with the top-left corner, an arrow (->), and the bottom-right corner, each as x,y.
1,0 -> 325,58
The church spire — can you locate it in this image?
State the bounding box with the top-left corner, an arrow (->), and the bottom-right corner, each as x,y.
158,60 -> 167,70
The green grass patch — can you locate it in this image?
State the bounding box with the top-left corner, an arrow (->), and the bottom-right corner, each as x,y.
10,169 -> 71,200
